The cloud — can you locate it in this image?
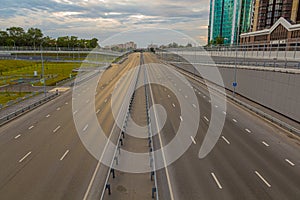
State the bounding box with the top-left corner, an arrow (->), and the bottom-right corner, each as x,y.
0,0 -> 210,45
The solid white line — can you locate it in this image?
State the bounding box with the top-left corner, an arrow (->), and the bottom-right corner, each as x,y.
83,124 -> 89,132
255,171 -> 271,187
19,151 -> 32,163
232,119 -> 237,123
28,125 -> 34,130
204,116 -> 209,122
222,136 -> 230,144
60,150 -> 70,161
172,103 -> 175,108
190,136 -> 196,144
147,68 -> 175,200
180,116 -> 183,121
245,128 -> 251,133
285,159 -> 295,166
14,134 -> 21,139
262,141 -> 269,147
192,104 -> 196,108
46,114 -> 50,118
211,172 -> 222,189
53,126 -> 61,133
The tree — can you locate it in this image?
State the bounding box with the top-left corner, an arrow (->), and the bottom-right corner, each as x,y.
90,38 -> 98,48
0,31 -> 9,46
215,36 -> 224,45
6,27 -> 26,46
27,28 -> 43,48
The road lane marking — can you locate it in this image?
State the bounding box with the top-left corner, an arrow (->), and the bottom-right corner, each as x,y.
83,124 -> 89,132
46,114 -> 50,118
73,110 -> 78,115
222,111 -> 226,115
255,171 -> 271,187
14,134 -> 21,139
172,103 -> 175,108
185,95 -> 188,98
190,136 -> 196,144
53,126 -> 61,133
168,95 -> 170,98
28,126 -> 34,130
245,128 -> 251,133
211,173 -> 222,189
262,141 -> 269,147
232,119 -> 237,123
56,107 -> 61,111
96,109 -> 101,114
222,136 -> 230,144
215,105 -> 218,108
65,102 -> 68,105
19,151 -> 32,163
204,116 -> 209,122
192,104 -> 196,108
285,159 -> 295,166
60,150 -> 70,161
180,116 -> 183,121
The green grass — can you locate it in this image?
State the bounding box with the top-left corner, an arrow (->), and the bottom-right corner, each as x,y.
0,92 -> 31,105
0,60 -> 81,86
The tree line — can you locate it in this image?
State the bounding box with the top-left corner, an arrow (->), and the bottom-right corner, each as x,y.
0,27 -> 99,48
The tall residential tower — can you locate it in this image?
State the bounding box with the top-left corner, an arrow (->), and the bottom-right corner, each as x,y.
208,0 -> 253,45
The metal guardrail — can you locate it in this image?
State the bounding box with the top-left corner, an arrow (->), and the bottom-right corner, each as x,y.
173,65 -> 300,136
100,61 -> 141,199
0,92 -> 59,126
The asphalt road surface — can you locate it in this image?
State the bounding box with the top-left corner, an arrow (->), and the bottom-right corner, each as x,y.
0,52 -> 299,200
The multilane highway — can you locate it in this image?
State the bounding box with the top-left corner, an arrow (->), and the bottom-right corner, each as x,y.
0,52 -> 299,200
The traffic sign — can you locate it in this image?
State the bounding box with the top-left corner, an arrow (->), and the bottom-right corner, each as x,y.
232,82 -> 237,87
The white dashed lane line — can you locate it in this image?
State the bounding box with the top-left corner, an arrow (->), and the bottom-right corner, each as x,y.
204,116 -> 209,122
262,141 -> 269,147
53,126 -> 61,133
19,151 -> 32,163
192,104 -> 196,108
60,150 -> 70,161
73,110 -> 78,115
46,114 -> 50,118
180,116 -> 183,121
14,134 -> 21,139
222,111 -> 227,115
232,119 -> 237,123
222,136 -> 230,145
172,103 -> 175,108
83,124 -> 89,132
255,171 -> 271,188
28,126 -> 34,130
285,159 -> 295,166
56,107 -> 61,111
211,172 -> 223,189
245,128 -> 251,133
190,136 -> 196,144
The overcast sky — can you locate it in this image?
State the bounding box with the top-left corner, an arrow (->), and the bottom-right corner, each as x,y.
0,0 -> 210,47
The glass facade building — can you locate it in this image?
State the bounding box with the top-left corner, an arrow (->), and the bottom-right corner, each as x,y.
208,0 -> 253,45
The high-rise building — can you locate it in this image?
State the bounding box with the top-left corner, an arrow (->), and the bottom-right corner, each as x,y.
252,0 -> 300,31
208,0 -> 254,45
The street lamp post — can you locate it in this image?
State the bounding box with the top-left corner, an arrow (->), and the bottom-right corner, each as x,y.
40,42 -> 47,97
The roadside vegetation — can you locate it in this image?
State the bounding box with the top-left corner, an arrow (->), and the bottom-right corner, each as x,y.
0,92 -> 31,105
